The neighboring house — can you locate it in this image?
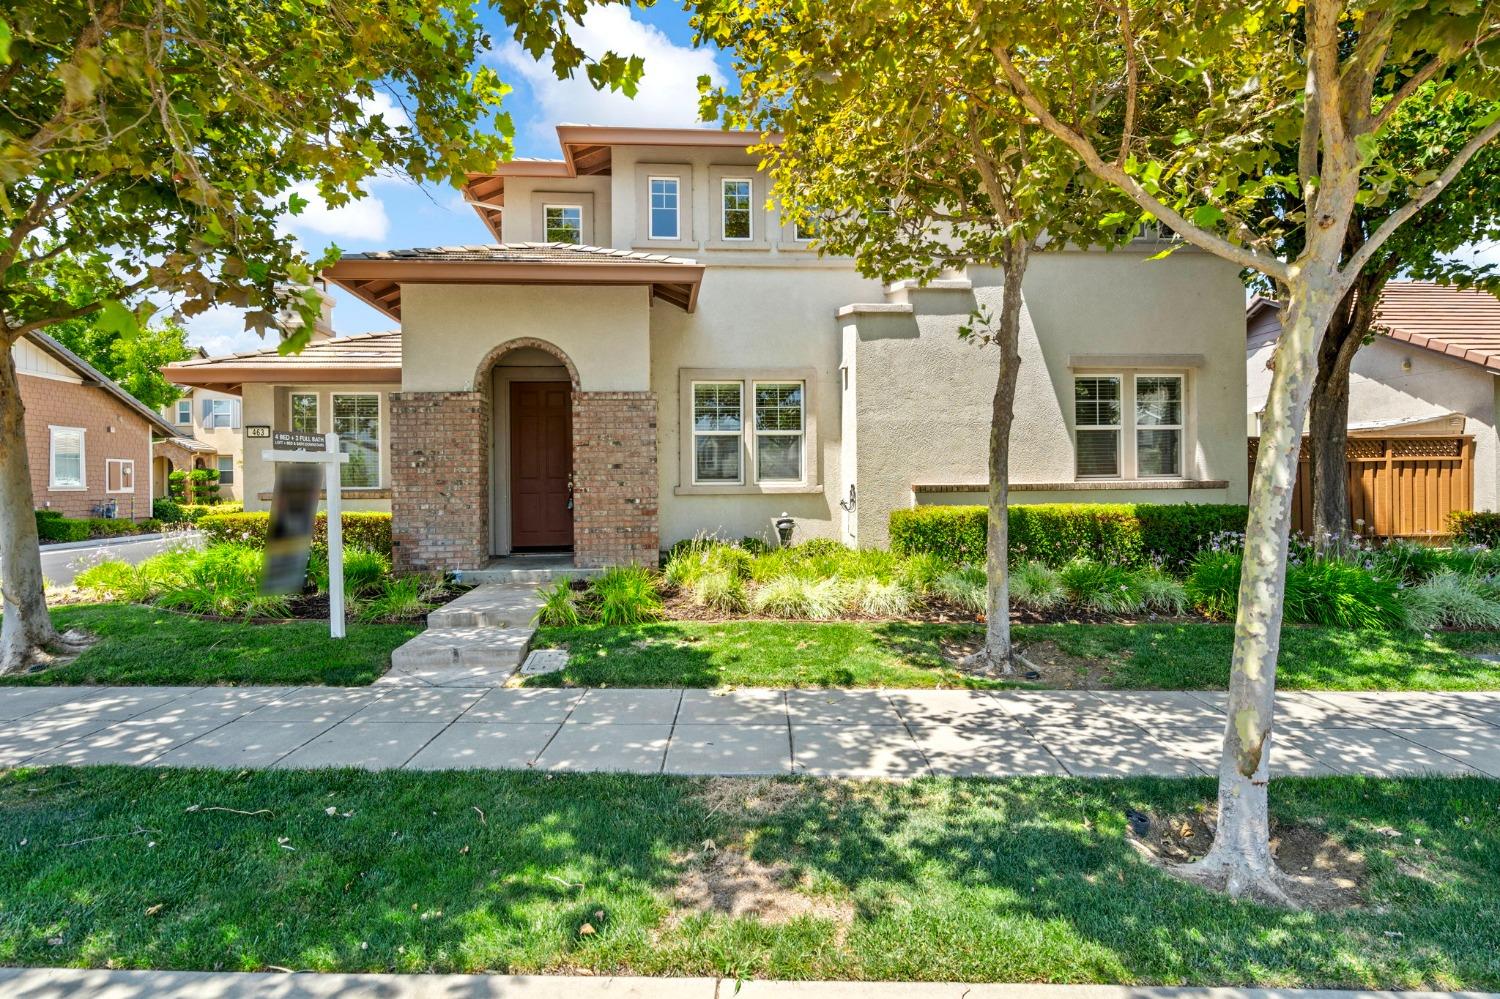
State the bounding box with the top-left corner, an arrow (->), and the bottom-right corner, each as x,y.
165,124 -> 1249,571
12,331 -> 179,521
158,359 -> 245,501
1246,280 -> 1500,527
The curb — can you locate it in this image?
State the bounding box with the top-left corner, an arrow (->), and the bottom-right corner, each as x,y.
40,531 -> 198,554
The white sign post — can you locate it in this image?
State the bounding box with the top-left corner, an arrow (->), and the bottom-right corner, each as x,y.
263,432 -> 350,638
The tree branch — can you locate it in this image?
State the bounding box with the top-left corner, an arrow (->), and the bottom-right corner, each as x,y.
1370,25 -> 1500,133
991,45 -> 1290,280
1341,116 -> 1500,294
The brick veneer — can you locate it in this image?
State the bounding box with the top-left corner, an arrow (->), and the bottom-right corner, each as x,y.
389,391 -> 489,571
572,391 -> 659,567
19,372 -> 154,520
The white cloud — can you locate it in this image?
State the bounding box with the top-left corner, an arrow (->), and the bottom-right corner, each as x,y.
179,303 -> 275,356
360,90 -> 411,130
282,180 -> 390,242
1447,241 -> 1500,270
490,7 -> 726,150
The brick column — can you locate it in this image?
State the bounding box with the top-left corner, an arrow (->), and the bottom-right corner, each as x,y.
390,391 -> 488,572
572,391 -> 659,566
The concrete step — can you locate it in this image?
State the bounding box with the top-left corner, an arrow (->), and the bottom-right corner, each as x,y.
427,583 -> 544,630
389,626 -> 533,672
460,565 -> 605,584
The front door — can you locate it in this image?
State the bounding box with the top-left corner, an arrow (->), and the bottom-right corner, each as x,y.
510,381 -> 573,550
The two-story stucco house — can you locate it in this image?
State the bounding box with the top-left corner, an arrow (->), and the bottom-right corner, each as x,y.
165,125 -> 1249,571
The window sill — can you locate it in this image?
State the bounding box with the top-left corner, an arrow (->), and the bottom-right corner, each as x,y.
675,481 -> 824,497
705,240 -> 771,252
914,479 -> 1230,493
48,485 -> 86,492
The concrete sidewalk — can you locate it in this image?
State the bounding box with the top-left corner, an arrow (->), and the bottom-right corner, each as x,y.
2,969 -> 1495,999
2,685 -> 1498,778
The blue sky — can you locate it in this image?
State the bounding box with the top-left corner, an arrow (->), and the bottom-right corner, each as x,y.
185,2 -> 720,355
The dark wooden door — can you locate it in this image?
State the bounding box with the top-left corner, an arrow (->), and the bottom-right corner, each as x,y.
510,382 -> 573,549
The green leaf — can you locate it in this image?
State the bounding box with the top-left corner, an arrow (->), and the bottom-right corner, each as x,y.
96,301 -> 138,337
287,192 -> 310,216
1191,204 -> 1225,229
0,18 -> 12,64
1172,127 -> 1194,146
1099,211 -> 1134,227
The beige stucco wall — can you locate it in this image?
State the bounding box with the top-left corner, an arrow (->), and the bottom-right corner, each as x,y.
845,247 -> 1249,549
1247,333 -> 1499,510
498,175 -> 612,244
239,381 -> 396,513
399,283 -> 652,393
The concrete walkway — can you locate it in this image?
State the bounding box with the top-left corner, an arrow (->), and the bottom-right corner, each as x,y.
3,685 -> 1498,778
1,969 -> 1495,999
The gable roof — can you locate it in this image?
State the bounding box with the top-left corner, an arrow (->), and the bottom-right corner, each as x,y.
1246,281 -> 1500,374
322,242 -> 705,318
23,332 -> 179,437
161,330 -> 402,390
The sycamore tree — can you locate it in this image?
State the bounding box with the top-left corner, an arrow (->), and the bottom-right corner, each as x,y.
30,249 -> 195,410
1252,85 -> 1500,547
980,0 -> 1500,901
695,0 -> 1134,673
0,0 -> 644,674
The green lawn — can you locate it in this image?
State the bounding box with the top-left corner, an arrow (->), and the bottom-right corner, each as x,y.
1,767 -> 1496,986
0,604 -> 419,687
530,621 -> 1008,689
530,620 -> 1500,691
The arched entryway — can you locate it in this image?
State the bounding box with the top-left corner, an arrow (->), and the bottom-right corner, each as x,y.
477,339 -> 580,557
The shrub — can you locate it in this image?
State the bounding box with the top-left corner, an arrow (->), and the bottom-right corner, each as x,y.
850,578 -> 914,617
897,552 -> 948,595
1436,545 -> 1500,578
589,566 -> 663,626
664,542 -> 753,590
167,469 -> 189,501
1135,565 -> 1188,616
751,576 -> 848,619
1184,548 -> 1243,620
152,543 -> 292,619
690,570 -> 748,614
198,511 -> 392,559
187,467 -> 221,504
1400,570 -> 1500,631
533,577 -> 585,627
1450,510 -> 1500,547
310,546 -> 391,597
889,503 -> 1248,570
357,576 -> 435,623
1010,561 -> 1064,611
154,499 -> 243,525
73,560 -> 143,602
1059,559 -> 1144,615
35,512 -> 90,543
933,566 -> 986,615
1369,538 -> 1449,584
1285,557 -> 1405,631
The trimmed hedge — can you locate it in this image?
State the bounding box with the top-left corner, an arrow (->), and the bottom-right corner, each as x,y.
889,502 -> 1249,570
34,511 -> 163,543
198,511 -> 393,559
1450,510 -> 1500,548
153,498 -> 243,525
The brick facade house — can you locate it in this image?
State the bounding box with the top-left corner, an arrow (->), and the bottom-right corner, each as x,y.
14,333 -> 179,521
164,124 -> 1249,573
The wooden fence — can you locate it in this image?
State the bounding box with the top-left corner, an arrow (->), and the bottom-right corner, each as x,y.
1247,435 -> 1475,540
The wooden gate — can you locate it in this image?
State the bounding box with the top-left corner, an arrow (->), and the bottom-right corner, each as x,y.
1247,435 -> 1475,539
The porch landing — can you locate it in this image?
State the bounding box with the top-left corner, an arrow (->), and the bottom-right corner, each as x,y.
460,553 -> 606,584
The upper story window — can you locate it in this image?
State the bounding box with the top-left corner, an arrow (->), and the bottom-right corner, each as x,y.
544,205 -> 583,244
205,398 -> 237,429
290,392 -> 319,434
175,399 -> 192,425
649,177 -> 680,240
721,179 -> 752,240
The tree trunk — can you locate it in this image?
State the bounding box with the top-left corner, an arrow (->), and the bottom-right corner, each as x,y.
1307,272 -> 1383,551
973,238 -> 1030,674
1184,275 -> 1342,904
0,342 -> 64,675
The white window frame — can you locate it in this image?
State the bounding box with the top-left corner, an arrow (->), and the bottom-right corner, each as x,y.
216,455 -> 235,486
1073,375 -> 1122,479
175,399 -> 192,425
1133,373 -> 1185,479
721,178 -> 753,241
690,380 -> 745,486
543,204 -> 583,244
208,398 -> 235,429
48,426 -> 86,490
289,391 -> 320,433
332,392 -> 381,489
105,458 -> 135,494
751,380 -> 806,484
648,176 -> 680,240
